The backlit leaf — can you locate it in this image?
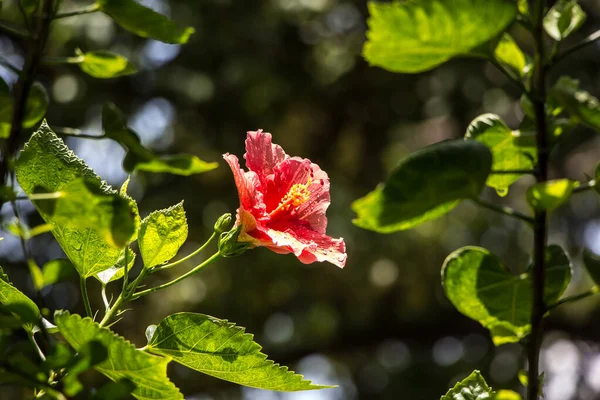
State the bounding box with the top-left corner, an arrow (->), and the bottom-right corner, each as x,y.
0,266 -> 40,331
441,370 -> 494,400
543,0 -> 586,41
363,0 -> 517,73
583,249 -> 600,286
139,202 -> 188,268
77,50 -> 136,79
94,248 -> 135,284
549,77 -> 600,132
41,259 -> 76,288
352,140 -> 492,233
526,179 -> 576,212
442,245 -> 571,345
55,311 -> 182,400
0,79 -> 48,138
466,114 -> 535,196
493,34 -> 528,79
147,312 -> 334,391
98,0 -> 195,44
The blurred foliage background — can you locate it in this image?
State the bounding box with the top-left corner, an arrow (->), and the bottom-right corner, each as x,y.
2,0 -> 600,399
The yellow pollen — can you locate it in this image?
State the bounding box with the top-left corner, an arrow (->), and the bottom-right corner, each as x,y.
270,178 -> 311,218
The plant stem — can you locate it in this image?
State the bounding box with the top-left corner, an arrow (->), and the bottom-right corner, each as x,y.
0,56 -> 21,74
53,4 -> 101,20
0,20 -> 30,40
42,56 -> 84,65
547,286 -> 599,311
27,331 -> 46,361
152,232 -> 217,272
528,1 -> 549,399
490,59 -> 528,93
0,0 -> 54,190
80,277 -> 93,318
131,252 -> 222,300
471,198 -> 535,225
573,179 -> 596,194
552,29 -> 600,65
53,126 -> 105,140
490,169 -> 536,175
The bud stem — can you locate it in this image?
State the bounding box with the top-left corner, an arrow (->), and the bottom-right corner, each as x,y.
152,232 -> 217,272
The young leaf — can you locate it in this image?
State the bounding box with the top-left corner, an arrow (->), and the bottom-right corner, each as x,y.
543,0 -> 586,41
0,266 -> 40,331
138,202 -> 188,268
495,390 -> 523,400
97,0 -> 195,44
147,312 -> 334,391
76,50 -> 136,79
41,259 -> 76,288
442,245 -> 571,345
549,77 -> 600,132
352,140 -> 492,233
493,34 -> 528,79
583,249 -> 600,286
526,179 -> 577,212
15,122 -> 138,278
103,103 -> 218,176
441,370 -> 494,400
363,0 -> 517,73
465,114 -> 536,196
55,311 -> 183,400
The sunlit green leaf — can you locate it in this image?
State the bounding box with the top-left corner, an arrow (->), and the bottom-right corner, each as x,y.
41,259 -> 76,288
441,370 -> 494,400
352,140 -> 492,233
0,266 -> 40,331
518,0 -> 529,16
76,50 -> 136,79
543,0 -> 586,41
103,103 -> 218,176
55,311 -> 182,400
465,113 -> 535,196
0,79 -> 48,138
94,248 -> 135,284
549,77 -> 600,132
442,245 -> 571,345
493,34 -> 528,79
363,0 -> 516,73
15,122 -> 138,278
494,390 -> 522,400
583,249 -> 600,286
97,0 -> 195,44
139,202 -> 187,268
526,179 -> 577,212
147,312 -> 334,391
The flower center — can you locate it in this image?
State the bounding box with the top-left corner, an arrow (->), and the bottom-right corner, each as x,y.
269,178 -> 311,219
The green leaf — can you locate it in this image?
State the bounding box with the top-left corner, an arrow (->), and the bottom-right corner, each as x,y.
583,249 -> 600,286
55,311 -> 183,400
15,122 -> 138,278
494,390 -> 522,400
97,0 -> 195,44
518,0 -> 529,16
363,0 -> 517,73
0,79 -> 49,138
0,266 -> 40,330
102,103 -> 218,176
543,0 -> 586,41
147,312 -> 334,391
549,77 -> 600,132
352,140 -> 492,233
94,248 -> 135,284
41,259 -> 76,288
76,50 -> 136,79
526,179 -> 576,212
93,379 -> 136,400
493,34 -> 528,79
442,245 -> 571,345
138,202 -> 187,268
441,370 -> 495,400
62,340 -> 108,396
466,114 -> 535,196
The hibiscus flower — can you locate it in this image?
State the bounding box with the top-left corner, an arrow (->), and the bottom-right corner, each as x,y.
223,130 -> 347,268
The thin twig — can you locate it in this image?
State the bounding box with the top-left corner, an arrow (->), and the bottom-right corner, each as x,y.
152,232 -> 217,272
547,287 -> 599,311
573,180 -> 596,194
0,56 -> 21,74
53,4 -> 101,20
0,20 -> 30,40
471,198 -> 535,225
53,126 -> 105,140
552,29 -> 600,65
490,59 -> 528,94
490,169 -> 536,175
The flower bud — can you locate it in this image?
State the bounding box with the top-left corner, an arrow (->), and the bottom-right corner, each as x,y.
218,225 -> 251,257
214,213 -> 233,234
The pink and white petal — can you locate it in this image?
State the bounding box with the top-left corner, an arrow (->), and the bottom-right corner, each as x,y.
296,163 -> 331,233
244,130 -> 287,183
223,153 -> 262,211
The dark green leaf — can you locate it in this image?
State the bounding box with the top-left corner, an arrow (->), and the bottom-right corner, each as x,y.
0,79 -> 48,138
549,77 -> 600,132
139,202 -> 188,268
352,140 -> 492,233
15,122 -> 138,277
76,50 -> 136,79
55,311 -> 183,400
583,249 -> 600,286
63,340 -> 108,396
465,113 -> 535,196
0,266 -> 40,330
526,179 -> 576,211
41,259 -> 75,288
93,379 -> 136,400
441,370 -> 495,400
442,245 -> 571,345
363,0 -> 517,73
98,0 -> 195,44
543,0 -> 586,41
148,312 -> 334,391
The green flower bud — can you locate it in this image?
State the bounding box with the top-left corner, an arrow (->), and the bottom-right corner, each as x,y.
218,225 -> 251,257
214,213 -> 233,234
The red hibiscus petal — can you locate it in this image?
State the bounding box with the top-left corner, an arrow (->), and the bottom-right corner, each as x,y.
223,153 -> 263,211
244,130 -> 287,184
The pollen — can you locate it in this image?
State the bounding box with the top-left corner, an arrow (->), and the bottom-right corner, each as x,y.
270,178 -> 311,218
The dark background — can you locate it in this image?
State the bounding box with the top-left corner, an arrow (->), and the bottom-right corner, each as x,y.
2,0 -> 600,399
